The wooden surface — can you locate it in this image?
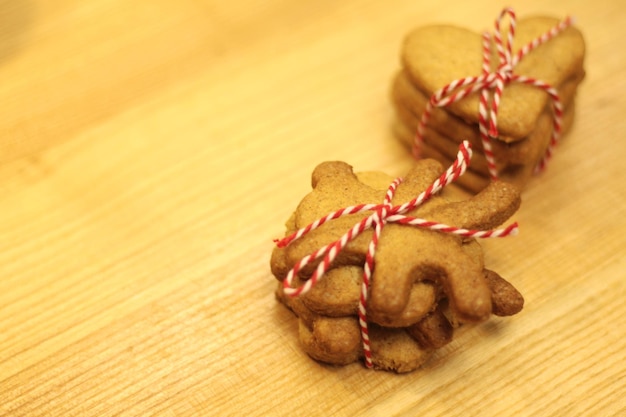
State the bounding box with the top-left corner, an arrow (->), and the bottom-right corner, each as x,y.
1,1 -> 625,416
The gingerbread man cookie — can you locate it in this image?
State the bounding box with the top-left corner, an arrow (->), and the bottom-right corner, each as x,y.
271,148 -> 524,372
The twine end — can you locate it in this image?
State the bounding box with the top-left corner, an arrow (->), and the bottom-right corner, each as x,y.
274,237 -> 289,248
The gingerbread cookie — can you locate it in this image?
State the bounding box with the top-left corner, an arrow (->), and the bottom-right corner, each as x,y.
271,155 -> 524,372
401,16 -> 585,140
390,9 -> 585,192
392,100 -> 577,193
391,70 -> 583,163
275,267 -> 523,372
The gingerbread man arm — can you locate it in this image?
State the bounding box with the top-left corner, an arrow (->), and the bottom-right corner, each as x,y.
422,180 -> 521,230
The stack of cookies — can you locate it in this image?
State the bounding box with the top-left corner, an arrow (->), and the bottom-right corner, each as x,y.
271,159 -> 524,373
391,15 -> 586,192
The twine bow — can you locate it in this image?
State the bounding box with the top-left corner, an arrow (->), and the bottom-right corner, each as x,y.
414,7 -> 574,179
275,141 -> 518,369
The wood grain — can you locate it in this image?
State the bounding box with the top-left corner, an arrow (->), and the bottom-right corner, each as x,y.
1,1 -> 625,416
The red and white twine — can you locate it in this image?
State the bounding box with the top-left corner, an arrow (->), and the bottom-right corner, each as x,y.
275,141 -> 519,369
414,7 -> 573,178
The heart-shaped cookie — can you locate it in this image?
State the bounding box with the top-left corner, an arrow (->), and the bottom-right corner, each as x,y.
401,16 -> 585,140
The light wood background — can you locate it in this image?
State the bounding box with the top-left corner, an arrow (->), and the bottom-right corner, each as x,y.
1,1 -> 625,416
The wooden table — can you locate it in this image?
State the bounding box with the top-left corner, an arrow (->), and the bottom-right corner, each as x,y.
1,1 -> 624,416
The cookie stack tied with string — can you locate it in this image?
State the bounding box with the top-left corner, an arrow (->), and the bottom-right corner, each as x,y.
390,8 -> 586,193
271,143 -> 525,373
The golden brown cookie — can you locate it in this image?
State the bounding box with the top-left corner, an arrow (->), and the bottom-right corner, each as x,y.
406,305 -> 454,349
275,265 -> 524,372
391,100 -> 576,193
287,238 -> 484,328
272,159 -> 524,372
401,16 -> 585,140
391,69 -> 583,162
272,159 -> 521,322
483,269 -> 524,316
293,266 -> 439,326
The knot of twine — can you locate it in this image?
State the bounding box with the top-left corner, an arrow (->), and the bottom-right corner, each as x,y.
275,141 -> 518,369
414,7 -> 574,179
